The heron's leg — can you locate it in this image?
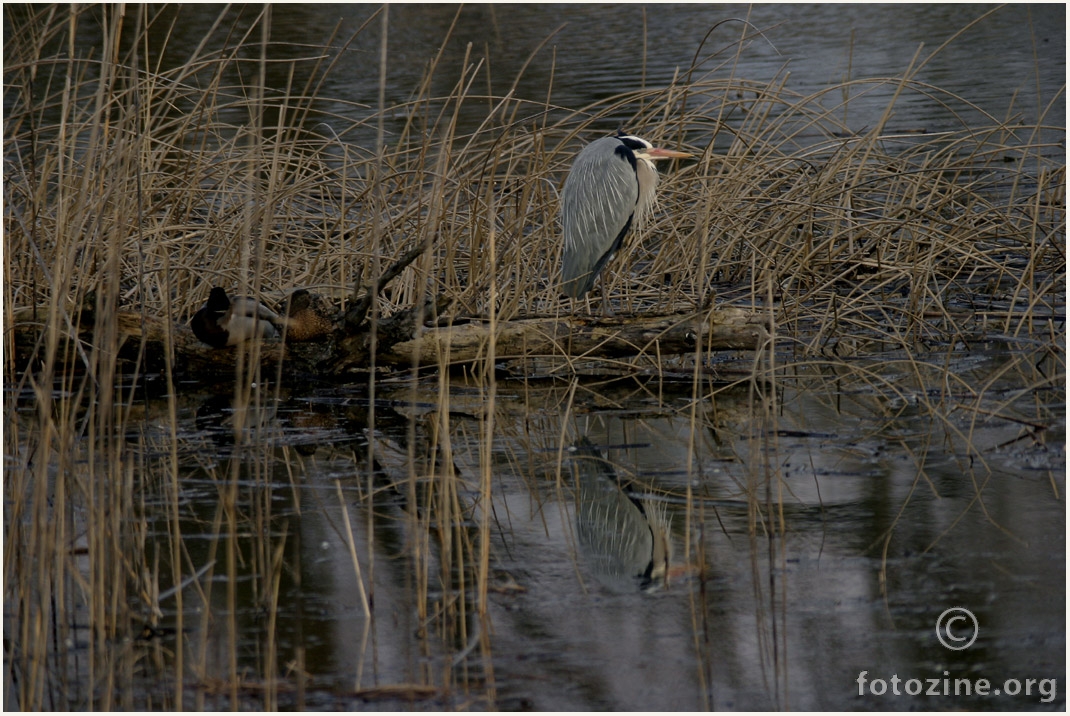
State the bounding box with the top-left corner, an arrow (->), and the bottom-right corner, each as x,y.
598,275 -> 615,318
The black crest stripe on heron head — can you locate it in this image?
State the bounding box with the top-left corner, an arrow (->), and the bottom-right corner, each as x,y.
614,142 -> 638,171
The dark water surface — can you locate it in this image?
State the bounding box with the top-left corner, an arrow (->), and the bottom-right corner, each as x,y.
8,3 -> 1066,711
74,4 -> 1065,144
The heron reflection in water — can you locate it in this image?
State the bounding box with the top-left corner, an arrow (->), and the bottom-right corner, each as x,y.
570,439 -> 673,593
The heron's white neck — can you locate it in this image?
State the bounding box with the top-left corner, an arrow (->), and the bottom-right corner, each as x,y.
635,156 -> 660,223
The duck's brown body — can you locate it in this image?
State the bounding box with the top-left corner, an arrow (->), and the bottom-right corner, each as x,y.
278,289 -> 334,342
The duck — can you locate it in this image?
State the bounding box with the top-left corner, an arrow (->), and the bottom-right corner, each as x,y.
276,289 -> 334,342
190,287 -> 281,348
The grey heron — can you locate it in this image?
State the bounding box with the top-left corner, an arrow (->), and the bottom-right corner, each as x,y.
560,131 -> 692,301
571,439 -> 673,593
191,287 -> 282,348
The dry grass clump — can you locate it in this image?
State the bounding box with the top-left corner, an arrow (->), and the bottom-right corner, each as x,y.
3,4 -> 1063,710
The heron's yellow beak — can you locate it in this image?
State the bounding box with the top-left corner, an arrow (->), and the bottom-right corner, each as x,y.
641,147 -> 693,160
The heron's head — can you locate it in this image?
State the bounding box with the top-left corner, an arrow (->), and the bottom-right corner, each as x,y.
615,132 -> 693,163
614,132 -> 692,217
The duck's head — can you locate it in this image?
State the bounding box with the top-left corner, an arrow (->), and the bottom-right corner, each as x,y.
205,287 -> 232,316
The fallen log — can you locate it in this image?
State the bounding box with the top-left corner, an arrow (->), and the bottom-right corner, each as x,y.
380,306 -> 771,366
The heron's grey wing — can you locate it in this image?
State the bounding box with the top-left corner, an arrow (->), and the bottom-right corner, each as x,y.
560,137 -> 640,297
